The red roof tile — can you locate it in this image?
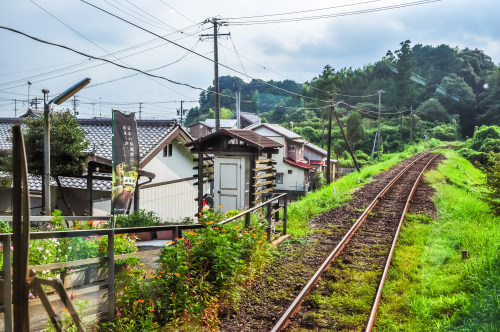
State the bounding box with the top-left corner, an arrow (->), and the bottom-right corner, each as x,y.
284,158 -> 317,170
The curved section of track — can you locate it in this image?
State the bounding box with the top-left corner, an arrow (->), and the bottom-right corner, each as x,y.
271,152 -> 439,331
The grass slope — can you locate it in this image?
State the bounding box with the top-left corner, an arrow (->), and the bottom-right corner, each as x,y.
376,150 -> 500,331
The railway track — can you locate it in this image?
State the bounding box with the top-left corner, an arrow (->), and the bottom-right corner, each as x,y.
271,152 -> 439,331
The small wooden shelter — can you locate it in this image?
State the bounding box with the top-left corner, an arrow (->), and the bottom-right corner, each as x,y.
186,129 -> 282,214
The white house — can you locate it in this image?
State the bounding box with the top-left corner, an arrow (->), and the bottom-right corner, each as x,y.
248,123 -> 321,193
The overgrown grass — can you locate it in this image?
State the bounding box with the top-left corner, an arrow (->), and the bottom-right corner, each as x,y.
285,139 -> 442,236
376,150 -> 500,331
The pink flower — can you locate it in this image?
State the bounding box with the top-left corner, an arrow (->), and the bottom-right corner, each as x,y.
116,308 -> 121,317
70,269 -> 74,273
46,225 -> 51,229
68,247 -> 72,250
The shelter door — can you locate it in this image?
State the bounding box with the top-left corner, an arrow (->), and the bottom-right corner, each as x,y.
214,156 -> 245,212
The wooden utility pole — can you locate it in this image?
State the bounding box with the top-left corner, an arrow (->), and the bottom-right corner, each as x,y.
410,106 -> 414,144
377,90 -> 384,163
326,95 -> 333,184
333,100 -> 360,173
201,18 -> 229,132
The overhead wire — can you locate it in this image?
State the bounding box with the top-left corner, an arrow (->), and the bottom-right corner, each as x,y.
0,26 -> 204,91
227,0 -> 441,25
79,0 -> 331,103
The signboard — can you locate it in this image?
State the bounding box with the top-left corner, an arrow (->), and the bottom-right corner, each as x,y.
112,110 -> 139,215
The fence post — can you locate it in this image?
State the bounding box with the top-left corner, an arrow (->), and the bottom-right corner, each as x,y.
244,213 -> 250,229
3,235 -> 12,331
283,197 -> 287,236
172,226 -> 179,246
266,203 -> 272,242
107,230 -> 115,320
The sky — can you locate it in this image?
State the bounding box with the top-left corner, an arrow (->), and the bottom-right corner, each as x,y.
0,0 -> 499,119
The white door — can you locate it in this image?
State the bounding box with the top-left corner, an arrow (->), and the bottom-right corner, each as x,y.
214,156 -> 245,212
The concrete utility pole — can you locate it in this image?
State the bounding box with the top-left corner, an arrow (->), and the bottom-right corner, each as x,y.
201,18 -> 230,132
139,102 -> 143,120
14,99 -> 17,117
72,95 -> 79,117
30,97 -> 40,110
178,100 -> 185,126
236,92 -> 241,129
377,90 -> 384,163
27,81 -> 32,110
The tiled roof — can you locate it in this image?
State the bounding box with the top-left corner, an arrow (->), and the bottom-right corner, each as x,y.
0,118 -> 177,162
283,158 -> 317,170
0,171 -> 111,191
305,142 -> 327,156
249,123 -> 301,139
0,118 -> 180,192
203,119 -> 237,129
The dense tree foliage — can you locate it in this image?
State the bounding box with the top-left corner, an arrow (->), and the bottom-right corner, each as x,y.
185,42 -> 499,166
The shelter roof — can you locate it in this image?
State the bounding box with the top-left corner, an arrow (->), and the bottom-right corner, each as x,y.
186,129 -> 282,154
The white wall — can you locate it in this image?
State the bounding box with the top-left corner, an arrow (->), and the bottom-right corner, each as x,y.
250,133 -> 306,191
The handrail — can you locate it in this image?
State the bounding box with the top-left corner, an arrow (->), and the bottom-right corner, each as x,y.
0,194 -> 288,328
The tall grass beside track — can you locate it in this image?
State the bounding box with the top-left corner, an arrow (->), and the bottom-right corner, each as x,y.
284,140 -> 442,236
376,150 -> 500,331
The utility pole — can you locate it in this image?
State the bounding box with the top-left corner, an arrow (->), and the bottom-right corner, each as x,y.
236,92 -> 241,129
27,81 -> 32,110
410,106 -> 414,144
179,100 -> 185,126
72,95 -> 79,117
201,18 -> 230,132
14,99 -> 17,117
333,100 -> 360,173
30,97 -> 40,110
377,90 -> 384,163
326,95 -> 333,184
138,102 -> 143,120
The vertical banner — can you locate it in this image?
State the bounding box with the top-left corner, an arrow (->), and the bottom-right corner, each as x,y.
112,110 -> 139,215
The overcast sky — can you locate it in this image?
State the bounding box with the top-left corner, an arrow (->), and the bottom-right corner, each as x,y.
0,0 -> 499,119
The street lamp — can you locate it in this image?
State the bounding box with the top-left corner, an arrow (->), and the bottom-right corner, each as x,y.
42,78 -> 91,215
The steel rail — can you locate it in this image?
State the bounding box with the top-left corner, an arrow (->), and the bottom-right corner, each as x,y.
271,152 -> 433,332
365,153 -> 439,331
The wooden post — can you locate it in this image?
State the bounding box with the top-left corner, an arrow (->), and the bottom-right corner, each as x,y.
11,124 -> 31,332
266,202 -> 272,242
462,250 -> 468,260
3,235 -> 12,331
87,164 -> 93,215
283,198 -> 287,236
107,230 -> 115,320
197,152 -> 204,215
244,213 -> 250,229
249,155 -> 256,208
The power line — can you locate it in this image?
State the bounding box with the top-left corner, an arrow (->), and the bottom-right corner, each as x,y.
228,0 -> 441,25
0,25 -> 206,91
79,0 -> 330,103
226,0 -> 385,20
0,26 -> 204,91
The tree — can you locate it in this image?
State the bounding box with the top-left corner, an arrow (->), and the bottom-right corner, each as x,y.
24,111 -> 89,214
436,73 -> 476,136
416,98 -> 451,122
346,111 -> 366,149
392,40 -> 418,108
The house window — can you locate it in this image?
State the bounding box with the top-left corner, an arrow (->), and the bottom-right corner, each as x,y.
276,173 -> 284,184
288,170 -> 292,174
163,144 -> 173,157
288,145 -> 295,152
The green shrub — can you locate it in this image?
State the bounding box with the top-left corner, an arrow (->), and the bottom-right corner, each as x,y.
115,209 -> 162,228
